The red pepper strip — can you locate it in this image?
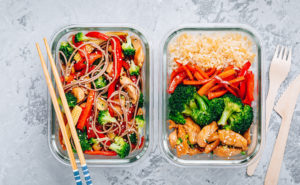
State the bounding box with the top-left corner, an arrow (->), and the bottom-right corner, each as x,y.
208,90 -> 228,100
224,85 -> 238,97
74,52 -> 102,71
77,91 -> 95,130
108,37 -> 123,116
139,136 -> 145,149
126,106 -> 136,121
86,31 -> 109,41
76,66 -> 96,77
74,59 -> 86,71
183,69 -> 219,85
194,65 -> 209,79
170,66 -> 185,81
60,76 -> 65,83
224,65 -> 234,71
72,35 -> 82,47
168,72 -> 187,94
84,150 -> 117,156
239,61 -> 251,77
206,67 -> 216,77
243,71 -> 254,105
122,60 -> 130,70
182,65 -> 194,80
130,75 -> 138,84
239,81 -> 246,99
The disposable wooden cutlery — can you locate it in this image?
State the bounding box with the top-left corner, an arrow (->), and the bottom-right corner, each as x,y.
247,46 -> 292,176
36,39 -> 93,185
264,74 -> 300,185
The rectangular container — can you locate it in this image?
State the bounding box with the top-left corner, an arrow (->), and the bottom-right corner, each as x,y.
160,24 -> 265,167
48,24 -> 152,167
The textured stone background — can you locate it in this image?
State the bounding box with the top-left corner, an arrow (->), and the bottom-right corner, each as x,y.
1,0 -> 300,184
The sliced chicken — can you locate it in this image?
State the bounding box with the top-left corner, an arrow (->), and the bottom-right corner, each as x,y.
110,97 -> 126,115
188,147 -> 203,156
131,36 -> 144,68
218,130 -> 248,151
207,132 -> 219,143
213,146 -> 242,157
120,76 -> 138,104
169,130 -> 177,149
204,139 -> 220,154
243,128 -> 251,145
169,120 -> 178,130
196,121 -> 218,147
183,118 -> 200,145
176,125 -> 189,157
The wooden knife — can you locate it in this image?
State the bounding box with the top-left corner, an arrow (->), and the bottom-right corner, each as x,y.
264,74 -> 300,185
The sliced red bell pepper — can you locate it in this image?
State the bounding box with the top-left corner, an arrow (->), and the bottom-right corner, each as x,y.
168,72 -> 187,94
239,61 -> 251,77
76,66 -> 96,77
66,73 -> 76,84
86,31 -> 109,41
77,91 -> 95,130
108,37 -> 123,116
84,150 -> 117,156
72,35 -> 88,58
74,51 -> 102,71
126,106 -> 136,121
122,60 -> 130,70
206,67 -> 216,77
130,75 -> 138,84
243,71 -> 254,105
170,66 -> 185,81
139,136 -> 144,149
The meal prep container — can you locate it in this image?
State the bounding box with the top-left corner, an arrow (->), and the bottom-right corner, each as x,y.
48,24 -> 152,166
160,24 -> 265,167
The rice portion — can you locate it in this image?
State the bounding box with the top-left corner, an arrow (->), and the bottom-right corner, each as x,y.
168,32 -> 256,70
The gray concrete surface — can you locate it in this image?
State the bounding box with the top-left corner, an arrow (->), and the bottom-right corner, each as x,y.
1,0 -> 300,184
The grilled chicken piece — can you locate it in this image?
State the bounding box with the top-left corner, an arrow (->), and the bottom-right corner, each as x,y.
204,139 -> 220,154
188,147 -> 203,155
176,125 -> 189,157
183,118 -> 200,145
196,121 -> 218,147
218,130 -> 248,151
243,128 -> 251,145
213,146 -> 242,157
106,62 -> 113,76
169,120 -> 178,130
169,130 -> 177,149
207,132 -> 219,143
131,36 -> 144,68
120,76 -> 138,104
110,97 -> 125,115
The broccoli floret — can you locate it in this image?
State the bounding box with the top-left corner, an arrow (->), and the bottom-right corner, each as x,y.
210,97 -> 225,121
129,60 -> 140,76
93,76 -> 108,89
129,133 -> 137,145
74,32 -> 89,43
168,85 -> 213,126
98,110 -> 117,125
122,35 -> 135,56
59,41 -> 74,62
138,93 -> 144,108
66,93 -> 77,108
135,115 -> 145,135
225,104 -> 253,134
109,136 -> 130,158
217,94 -> 243,126
76,129 -> 92,152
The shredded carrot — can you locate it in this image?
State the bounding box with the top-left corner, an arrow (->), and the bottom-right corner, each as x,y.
198,79 -> 217,96
183,79 -> 211,85
208,84 -> 224,93
224,65 -> 234,71
194,65 -> 209,79
183,65 -> 194,80
186,64 -> 196,73
224,85 -> 238,97
228,76 -> 245,84
208,90 -> 228,100
194,72 -> 204,80
218,69 -> 236,79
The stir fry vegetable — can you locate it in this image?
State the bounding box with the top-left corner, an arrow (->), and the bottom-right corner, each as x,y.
57,31 -> 146,159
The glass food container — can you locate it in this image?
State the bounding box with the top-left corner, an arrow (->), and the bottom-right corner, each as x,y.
160,24 -> 265,167
48,24 -> 153,167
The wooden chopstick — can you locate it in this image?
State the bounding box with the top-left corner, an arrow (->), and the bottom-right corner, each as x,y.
36,43 -> 83,185
43,38 -> 93,185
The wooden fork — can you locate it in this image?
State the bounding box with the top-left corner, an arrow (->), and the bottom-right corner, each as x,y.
247,46 -> 292,176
